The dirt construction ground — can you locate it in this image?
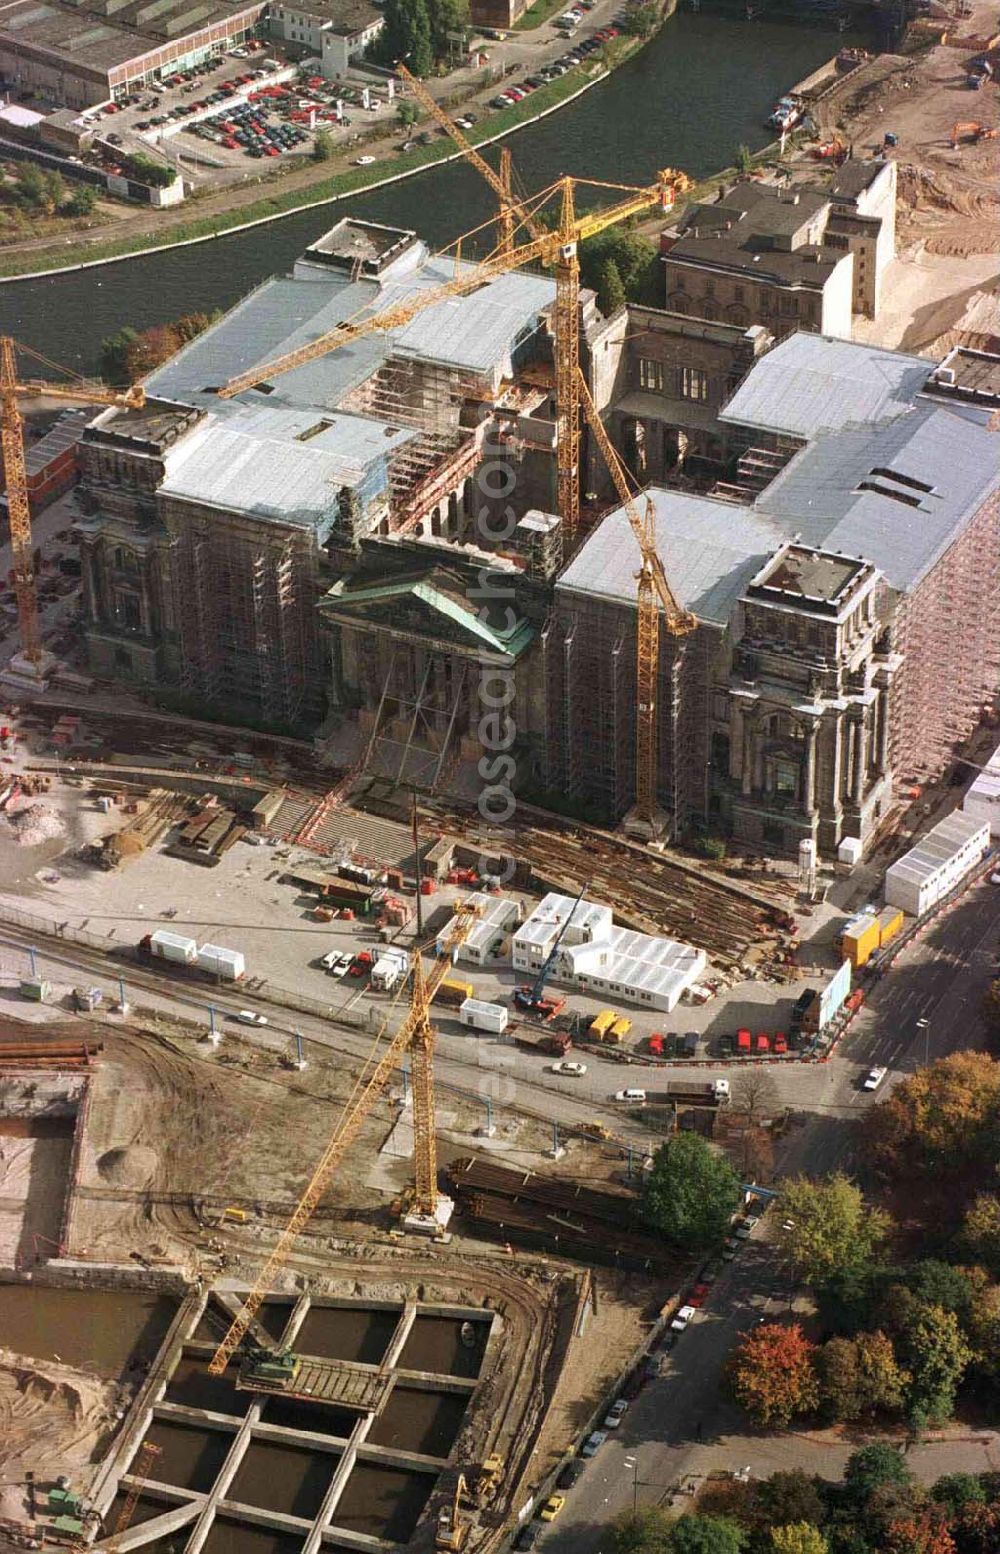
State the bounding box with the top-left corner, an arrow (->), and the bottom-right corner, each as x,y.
809,2 -> 999,352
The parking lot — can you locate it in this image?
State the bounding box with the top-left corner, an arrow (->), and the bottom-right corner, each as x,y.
74,0 -> 638,193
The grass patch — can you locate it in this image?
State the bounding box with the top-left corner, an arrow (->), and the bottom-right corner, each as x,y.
515,0 -> 570,30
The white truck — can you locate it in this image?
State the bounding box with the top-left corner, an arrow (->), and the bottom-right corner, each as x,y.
196,943 -> 245,981
370,948 -> 409,993
459,997 -> 509,1035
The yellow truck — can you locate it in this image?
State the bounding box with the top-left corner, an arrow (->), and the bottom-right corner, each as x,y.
840,912 -> 880,968
588,1009 -> 617,1040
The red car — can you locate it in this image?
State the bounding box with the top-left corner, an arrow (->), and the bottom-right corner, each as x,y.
648,1033 -> 665,1056
755,1032 -> 770,1053
688,1282 -> 710,1307
349,951 -> 372,977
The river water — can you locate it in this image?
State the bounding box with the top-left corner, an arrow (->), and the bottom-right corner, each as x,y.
0,14 -> 851,370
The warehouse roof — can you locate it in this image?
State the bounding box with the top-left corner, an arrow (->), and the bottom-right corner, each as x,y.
720,333 -> 933,438
0,0 -> 263,72
437,893 -> 521,957
757,403 -> 1000,591
557,491 -> 782,626
144,247 -> 556,415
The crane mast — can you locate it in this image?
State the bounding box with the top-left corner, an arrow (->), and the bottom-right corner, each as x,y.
0,335 -> 144,666
208,902 -> 480,1376
577,368 -> 695,825
103,1440 -> 162,1552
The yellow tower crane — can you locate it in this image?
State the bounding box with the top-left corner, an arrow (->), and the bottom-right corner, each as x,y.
102,1440 -> 162,1552
217,170 -> 690,537
576,368 -> 696,828
207,900 -> 481,1376
0,336 -> 145,666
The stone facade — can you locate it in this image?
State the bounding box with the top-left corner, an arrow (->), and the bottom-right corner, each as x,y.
714,546 -> 895,856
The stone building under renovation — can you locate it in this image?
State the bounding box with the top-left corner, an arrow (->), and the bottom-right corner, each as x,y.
77,216 -> 1000,859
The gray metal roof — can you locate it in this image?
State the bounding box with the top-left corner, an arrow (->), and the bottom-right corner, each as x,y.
144,254 -> 555,416
720,333 -> 934,438
557,491 -> 782,626
159,410 -> 392,528
757,402 -> 1000,591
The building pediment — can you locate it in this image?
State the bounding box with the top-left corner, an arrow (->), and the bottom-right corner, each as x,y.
320,573 -> 534,661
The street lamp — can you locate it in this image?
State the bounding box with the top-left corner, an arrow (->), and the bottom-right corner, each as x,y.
916,1017 -> 929,1068
624,1455 -> 639,1515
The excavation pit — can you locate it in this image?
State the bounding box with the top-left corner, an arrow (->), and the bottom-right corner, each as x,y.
333,1461 -> 435,1543
367,1386 -> 470,1457
0,1284 -> 176,1380
145,1420 -> 236,1493
292,1303 -> 399,1365
163,1355 -> 248,1417
399,1314 -> 488,1378
200,1521 -> 306,1554
227,1439 -> 337,1520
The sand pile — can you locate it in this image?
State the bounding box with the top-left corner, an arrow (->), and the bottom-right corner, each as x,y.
6,803 -> 65,847
98,1144 -> 158,1189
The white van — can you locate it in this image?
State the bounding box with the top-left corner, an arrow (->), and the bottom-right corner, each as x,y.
613,1088 -> 647,1103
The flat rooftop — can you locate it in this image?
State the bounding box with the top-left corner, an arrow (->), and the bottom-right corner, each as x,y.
886,811 -> 989,887
748,544 -> 867,609
0,0 -> 263,74
923,347 -> 1000,410
303,217 -> 418,276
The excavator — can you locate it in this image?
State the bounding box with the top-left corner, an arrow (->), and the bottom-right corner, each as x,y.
950,121 -> 998,147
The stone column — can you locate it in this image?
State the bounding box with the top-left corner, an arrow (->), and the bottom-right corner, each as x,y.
741,712 -> 756,797
803,720 -> 819,815
877,688 -> 891,775
852,710 -> 867,805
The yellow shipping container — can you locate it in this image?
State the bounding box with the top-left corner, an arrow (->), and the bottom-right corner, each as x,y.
876,906 -> 904,947
841,914 -> 880,968
589,1009 -> 617,1039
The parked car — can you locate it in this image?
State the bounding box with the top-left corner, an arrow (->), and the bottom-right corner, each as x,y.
671,1304 -> 697,1332
688,1282 -> 710,1307
353,154 -> 376,165
604,1398 -> 628,1429
863,1065 -> 888,1090
581,1430 -> 607,1457
513,1528 -> 539,1551
234,1009 -> 267,1026
539,1494 -> 565,1522
773,1031 -> 788,1054
613,1088 -> 647,1103
349,951 -> 373,977
557,1459 -> 586,1489
551,1061 -> 587,1076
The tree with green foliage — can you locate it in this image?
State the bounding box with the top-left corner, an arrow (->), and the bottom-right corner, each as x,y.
397,99 -> 420,128
735,144 -> 754,174
777,1175 -> 889,1287
596,256 -> 626,317
579,226 -> 659,306
897,1303 -> 971,1427
611,1507 -> 674,1554
930,1473 -> 987,1518
125,152 -> 175,189
730,1322 -> 819,1428
642,1133 -> 741,1250
622,2 -> 659,35
844,1445 -> 913,1504
376,0 -> 434,74
771,1526 -> 829,1554
817,1330 -> 909,1423
428,0 -> 469,61
312,129 -> 334,161
668,1516 -> 746,1554
62,183 -> 97,216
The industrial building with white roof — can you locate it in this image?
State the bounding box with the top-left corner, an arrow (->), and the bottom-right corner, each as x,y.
75,216 -> 1000,860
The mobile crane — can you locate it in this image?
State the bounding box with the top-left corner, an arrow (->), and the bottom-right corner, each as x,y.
513,879 -> 587,1018
0,336 -> 144,667
207,899 -> 481,1376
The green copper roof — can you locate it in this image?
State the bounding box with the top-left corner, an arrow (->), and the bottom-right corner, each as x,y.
322,575 -> 535,660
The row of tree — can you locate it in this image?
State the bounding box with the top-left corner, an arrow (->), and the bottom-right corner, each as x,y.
368,0 -> 469,77
3,162 -> 97,219
100,313 -> 220,386
612,1455 -> 1000,1554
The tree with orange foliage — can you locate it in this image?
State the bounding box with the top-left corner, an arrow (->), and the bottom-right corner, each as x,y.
729,1322 -> 819,1428
883,1511 -> 955,1554
865,1052 -> 1000,1178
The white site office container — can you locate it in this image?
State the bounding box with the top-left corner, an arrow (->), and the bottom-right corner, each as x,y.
371,950 -> 409,991
459,997 -> 509,1034
196,943 -> 246,980
885,812 -> 990,918
838,836 -> 862,867
963,741 -> 1000,838
149,929 -> 198,964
